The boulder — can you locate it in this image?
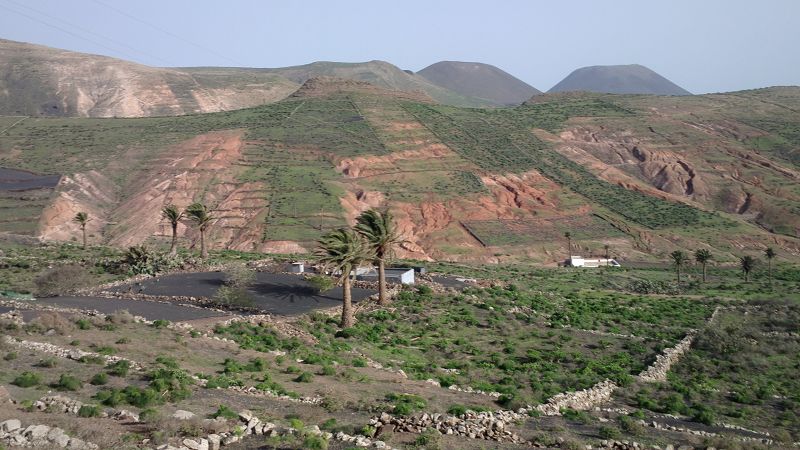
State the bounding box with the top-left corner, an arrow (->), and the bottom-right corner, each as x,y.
0,419 -> 21,432
172,410 -> 196,420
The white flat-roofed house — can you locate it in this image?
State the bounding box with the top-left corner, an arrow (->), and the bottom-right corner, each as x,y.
567,256 -> 620,267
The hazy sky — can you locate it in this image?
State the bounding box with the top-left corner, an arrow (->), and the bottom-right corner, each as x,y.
1,0 -> 798,94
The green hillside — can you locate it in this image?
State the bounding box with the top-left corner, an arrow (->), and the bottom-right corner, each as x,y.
1,85 -> 799,262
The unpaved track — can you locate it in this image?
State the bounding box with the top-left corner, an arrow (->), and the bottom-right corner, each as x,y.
30,296 -> 227,322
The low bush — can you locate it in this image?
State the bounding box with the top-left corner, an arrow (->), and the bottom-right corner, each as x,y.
302,435 -> 328,450
36,358 -> 58,368
306,275 -> 335,294
29,312 -> 73,334
12,371 -> 42,387
77,405 -> 101,418
34,264 -> 92,296
107,360 -> 130,377
211,404 -> 238,420
90,373 -> 109,385
294,372 -> 314,383
599,426 -> 621,439
387,393 -> 427,416
54,374 -> 82,391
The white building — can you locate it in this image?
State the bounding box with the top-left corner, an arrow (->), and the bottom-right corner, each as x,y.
356,267 -> 415,285
567,256 -> 621,268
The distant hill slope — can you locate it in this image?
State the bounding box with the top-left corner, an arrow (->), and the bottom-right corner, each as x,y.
0,39 -> 300,118
244,60 -> 494,107
2,82 -> 799,262
548,64 -> 691,95
418,61 -> 541,105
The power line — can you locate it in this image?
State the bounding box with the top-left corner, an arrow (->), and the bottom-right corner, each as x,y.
0,1 -> 146,63
90,0 -> 244,67
2,0 -> 174,66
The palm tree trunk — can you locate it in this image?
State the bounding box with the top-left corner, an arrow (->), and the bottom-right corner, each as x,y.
341,273 -> 354,328
702,263 -> 707,283
768,260 -> 772,285
676,266 -> 681,283
377,259 -> 388,306
200,228 -> 208,259
81,226 -> 86,249
170,223 -> 178,256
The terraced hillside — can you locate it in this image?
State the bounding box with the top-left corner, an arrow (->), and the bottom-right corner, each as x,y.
1,81 -> 799,263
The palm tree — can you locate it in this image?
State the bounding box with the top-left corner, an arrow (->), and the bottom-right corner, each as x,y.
764,247 -> 776,285
315,228 -> 374,328
694,249 -> 712,282
73,212 -> 89,249
355,208 -> 402,306
564,232 -> 572,261
185,203 -> 214,259
740,255 -> 757,282
670,250 -> 689,282
162,205 -> 184,256
603,244 -> 611,266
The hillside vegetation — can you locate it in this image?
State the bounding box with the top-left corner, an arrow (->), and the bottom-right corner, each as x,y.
1,81 -> 799,263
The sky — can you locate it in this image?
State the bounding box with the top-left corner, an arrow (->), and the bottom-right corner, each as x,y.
0,0 -> 798,94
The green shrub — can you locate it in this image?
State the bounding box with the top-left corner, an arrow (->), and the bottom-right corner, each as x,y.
77,405 -> 101,418
387,393 -> 426,416
306,275 -> 335,294
618,415 -> 644,435
55,374 -> 82,391
151,320 -> 170,329
139,408 -> 159,421
107,360 -> 130,377
12,371 -> 41,387
692,405 -> 716,425
211,404 -> 238,420
75,318 -> 92,330
319,365 -> 336,376
599,426 -> 621,439
351,358 -> 367,367
294,372 -> 314,383
285,365 -> 301,374
3,352 -> 17,361
319,418 -> 337,430
302,435 -> 328,450
90,373 -> 109,385
36,357 -> 58,368
289,418 -> 304,430
79,355 -> 105,365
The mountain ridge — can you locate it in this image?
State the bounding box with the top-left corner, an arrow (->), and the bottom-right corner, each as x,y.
548,64 -> 691,95
417,61 -> 541,105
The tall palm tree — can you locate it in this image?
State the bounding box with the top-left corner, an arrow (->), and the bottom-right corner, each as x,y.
694,249 -> 712,282
315,228 -> 374,328
564,232 -> 572,261
740,255 -> 757,282
764,247 -> 776,285
73,212 -> 89,249
162,205 -> 184,256
670,250 -> 689,282
185,203 -> 214,259
355,208 -> 402,306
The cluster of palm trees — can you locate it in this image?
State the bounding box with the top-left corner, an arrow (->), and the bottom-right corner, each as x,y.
670,247 -> 777,283
315,208 -> 401,328
72,204 -> 214,257
161,203 -> 213,258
